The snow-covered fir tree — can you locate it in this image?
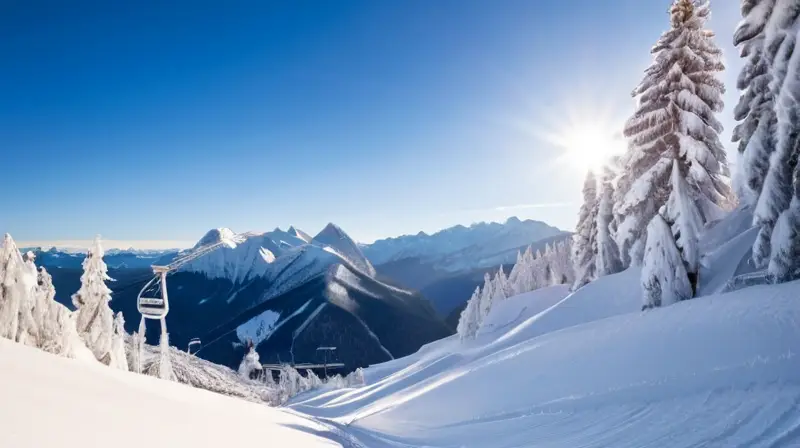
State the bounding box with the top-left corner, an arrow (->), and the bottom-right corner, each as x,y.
551,240 -> 575,286
109,312 -> 129,371
238,339 -> 263,380
641,215 -> 694,309
36,266 -> 80,357
752,1 -> 800,269
478,272 -> 494,321
492,267 -> 509,302
15,251 -> 40,346
72,236 -> 116,364
733,0 -> 778,203
456,287 -> 481,340
0,234 -> 24,341
663,160 -> 705,295
572,171 -> 599,290
617,0 -> 732,266
596,162 -> 624,277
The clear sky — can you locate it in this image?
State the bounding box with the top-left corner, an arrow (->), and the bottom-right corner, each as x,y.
2,0 -> 741,248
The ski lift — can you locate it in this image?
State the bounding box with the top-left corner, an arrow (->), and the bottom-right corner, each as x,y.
132,233 -> 255,374
137,266 -> 171,319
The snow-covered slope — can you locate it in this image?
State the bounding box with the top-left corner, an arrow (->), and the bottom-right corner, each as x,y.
284,206 -> 800,447
0,339 -> 346,447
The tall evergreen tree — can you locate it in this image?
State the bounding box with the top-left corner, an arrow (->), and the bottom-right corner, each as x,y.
72,236 -> 116,364
734,0 -> 778,203
617,0 -> 732,266
572,171 -> 599,290
752,1 -> 800,268
0,234 -> 24,341
596,163 -> 624,277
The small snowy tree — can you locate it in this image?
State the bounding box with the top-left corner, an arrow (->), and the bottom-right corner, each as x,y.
641,215 -> 693,309
596,163 -> 624,277
457,287 -> 481,340
72,236 -> 116,364
238,339 -> 263,380
478,272 -> 494,321
493,267 -> 509,301
572,171 -> 599,290
15,252 -> 40,346
752,3 -> 800,268
663,160 -> 704,295
617,0 -> 732,266
109,312 -> 129,371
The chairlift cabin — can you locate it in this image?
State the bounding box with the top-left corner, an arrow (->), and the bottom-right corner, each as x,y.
187,338 -> 202,355
137,266 -> 171,320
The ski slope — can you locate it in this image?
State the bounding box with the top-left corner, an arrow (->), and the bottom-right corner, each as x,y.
287,209 -> 800,447
0,339 -> 346,447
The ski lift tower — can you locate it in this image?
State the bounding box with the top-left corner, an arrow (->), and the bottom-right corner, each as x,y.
316,346 -> 337,378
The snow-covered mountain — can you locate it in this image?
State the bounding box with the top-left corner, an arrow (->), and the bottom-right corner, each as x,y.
103,223 -> 448,372
362,217 -> 565,271
179,224 -> 375,283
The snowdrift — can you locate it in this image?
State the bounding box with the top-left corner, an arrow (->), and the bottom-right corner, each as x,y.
0,339 -> 346,447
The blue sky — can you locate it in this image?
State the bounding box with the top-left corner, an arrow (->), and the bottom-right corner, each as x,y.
1,0 -> 741,247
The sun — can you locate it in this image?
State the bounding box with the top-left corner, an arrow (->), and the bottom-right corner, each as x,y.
551,123 -> 626,172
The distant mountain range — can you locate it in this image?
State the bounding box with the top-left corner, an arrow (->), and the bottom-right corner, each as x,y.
362,217 -> 564,271
33,217 -> 566,371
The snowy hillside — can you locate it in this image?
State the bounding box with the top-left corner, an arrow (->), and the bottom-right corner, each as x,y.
281,209 -> 800,447
0,339 -> 346,447
362,217 -> 564,270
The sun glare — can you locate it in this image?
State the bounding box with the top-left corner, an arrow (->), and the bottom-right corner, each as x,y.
554,123 -> 626,173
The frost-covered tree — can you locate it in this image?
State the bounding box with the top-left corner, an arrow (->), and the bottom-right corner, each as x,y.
493,267 -> 510,301
641,215 -> 694,309
478,272 -> 494,320
572,171 -> 599,290
551,240 -> 575,286
15,252 -> 40,346
238,339 -> 262,379
617,0 -> 732,266
663,160 -> 705,295
768,195 -> 800,281
72,236 -> 115,364
734,0 -> 778,202
456,287 -> 481,340
35,267 -> 79,357
109,312 -> 129,371
596,163 -> 624,277
752,1 -> 800,268
0,234 -> 22,341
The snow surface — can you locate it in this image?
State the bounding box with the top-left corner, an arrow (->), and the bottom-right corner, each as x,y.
0,339 -> 345,447
284,211 -> 800,447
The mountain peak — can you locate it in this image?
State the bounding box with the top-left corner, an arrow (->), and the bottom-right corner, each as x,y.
313,223 -> 376,276
194,228 -> 237,249
506,216 -> 522,225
